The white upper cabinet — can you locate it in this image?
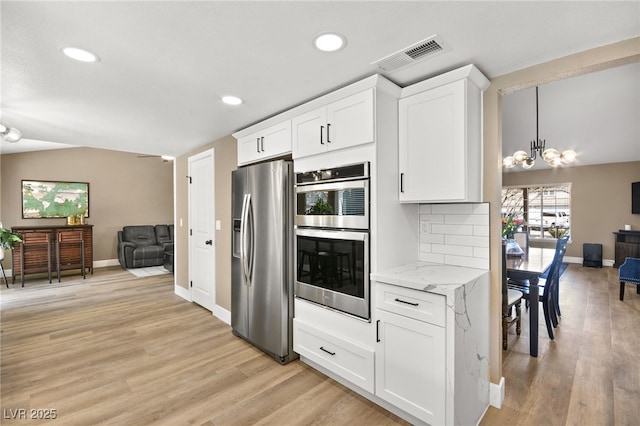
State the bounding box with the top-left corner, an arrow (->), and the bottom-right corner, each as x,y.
398,65 -> 489,203
236,120 -> 291,166
292,89 -> 374,159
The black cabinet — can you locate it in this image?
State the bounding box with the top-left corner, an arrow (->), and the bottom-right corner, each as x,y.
613,231 -> 640,268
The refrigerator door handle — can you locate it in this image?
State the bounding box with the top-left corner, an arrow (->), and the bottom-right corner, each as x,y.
240,194 -> 250,285
246,194 -> 255,285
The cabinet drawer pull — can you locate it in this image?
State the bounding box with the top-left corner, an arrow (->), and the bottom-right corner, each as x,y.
319,346 -> 336,356
326,123 -> 331,143
256,137 -> 260,153
376,320 -> 380,342
394,297 -> 419,307
400,173 -> 404,193
260,136 -> 265,152
320,125 -> 325,145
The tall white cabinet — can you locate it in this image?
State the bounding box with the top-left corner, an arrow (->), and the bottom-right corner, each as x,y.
398,65 -> 489,203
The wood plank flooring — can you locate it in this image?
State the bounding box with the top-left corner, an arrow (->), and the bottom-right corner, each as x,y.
0,267 -> 408,425
1,264 -> 638,425
481,263 -> 640,426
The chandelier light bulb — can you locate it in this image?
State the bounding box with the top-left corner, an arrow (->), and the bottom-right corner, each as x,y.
1,126 -> 22,143
549,156 -> 563,167
522,158 -> 535,169
513,150 -> 529,163
503,156 -> 516,168
542,148 -> 559,163
561,150 -> 576,163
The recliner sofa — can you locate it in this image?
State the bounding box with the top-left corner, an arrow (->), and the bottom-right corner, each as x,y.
117,225 -> 174,269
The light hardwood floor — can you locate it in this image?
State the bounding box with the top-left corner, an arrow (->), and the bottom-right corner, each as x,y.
482,263 -> 640,426
1,264 -> 638,425
0,267 -> 408,425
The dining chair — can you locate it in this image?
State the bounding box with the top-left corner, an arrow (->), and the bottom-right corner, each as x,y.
508,244 -> 566,340
619,257 -> 640,301
510,234 -> 569,313
502,243 -> 523,350
550,234 -> 569,317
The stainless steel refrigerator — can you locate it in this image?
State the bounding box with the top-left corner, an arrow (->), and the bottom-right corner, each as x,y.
231,160 -> 297,364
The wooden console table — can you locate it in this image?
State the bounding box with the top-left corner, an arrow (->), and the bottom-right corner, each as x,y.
613,230 -> 640,267
11,225 -> 93,283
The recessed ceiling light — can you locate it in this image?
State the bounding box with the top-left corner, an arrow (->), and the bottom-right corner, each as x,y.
222,96 -> 243,106
314,32 -> 347,52
61,46 -> 100,63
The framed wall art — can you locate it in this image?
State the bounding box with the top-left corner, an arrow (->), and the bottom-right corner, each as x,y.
22,180 -> 90,219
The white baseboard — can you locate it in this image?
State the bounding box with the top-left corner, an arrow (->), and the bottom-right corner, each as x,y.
564,256 -> 614,267
174,284 -> 191,301
94,258 -> 121,268
489,377 -> 505,409
212,305 -> 231,325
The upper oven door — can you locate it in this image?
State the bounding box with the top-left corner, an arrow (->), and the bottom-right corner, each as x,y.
295,179 -> 369,229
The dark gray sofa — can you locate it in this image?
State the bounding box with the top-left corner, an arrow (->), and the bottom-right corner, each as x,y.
118,225 -> 174,269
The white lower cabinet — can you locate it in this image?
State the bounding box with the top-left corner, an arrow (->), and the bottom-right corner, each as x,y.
375,309 -> 446,425
293,318 -> 375,393
375,291 -> 446,425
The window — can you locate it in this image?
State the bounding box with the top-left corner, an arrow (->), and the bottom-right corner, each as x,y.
502,183 -> 571,241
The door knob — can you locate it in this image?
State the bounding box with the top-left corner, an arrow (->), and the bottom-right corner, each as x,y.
205,240 -> 213,245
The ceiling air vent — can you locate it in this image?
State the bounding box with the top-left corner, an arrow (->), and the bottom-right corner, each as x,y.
372,35 -> 450,73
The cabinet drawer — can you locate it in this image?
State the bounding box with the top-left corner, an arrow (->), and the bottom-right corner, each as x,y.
293,318 -> 374,393
375,283 -> 445,327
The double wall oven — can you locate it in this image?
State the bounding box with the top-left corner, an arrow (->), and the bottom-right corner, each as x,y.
294,162 -> 370,320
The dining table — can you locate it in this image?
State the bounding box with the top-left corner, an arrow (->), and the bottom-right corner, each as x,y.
505,246 -> 556,357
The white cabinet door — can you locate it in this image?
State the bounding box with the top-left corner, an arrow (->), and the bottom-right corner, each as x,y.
292,107 -> 326,158
237,130 -> 263,165
375,308 -> 446,426
293,89 -> 374,159
399,79 -> 477,203
237,120 -> 291,166
262,120 -> 291,156
326,89 -> 374,152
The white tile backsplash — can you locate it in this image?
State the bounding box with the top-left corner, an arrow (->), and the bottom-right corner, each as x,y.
419,203 -> 490,269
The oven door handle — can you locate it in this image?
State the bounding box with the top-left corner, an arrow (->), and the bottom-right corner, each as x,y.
295,227 -> 368,241
295,179 -> 367,194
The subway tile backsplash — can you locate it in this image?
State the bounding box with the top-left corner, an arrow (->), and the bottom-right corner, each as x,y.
419,203 -> 489,269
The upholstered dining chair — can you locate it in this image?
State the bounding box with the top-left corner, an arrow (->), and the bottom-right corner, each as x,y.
502,243 -> 523,350
619,257 -> 640,301
508,243 -> 566,340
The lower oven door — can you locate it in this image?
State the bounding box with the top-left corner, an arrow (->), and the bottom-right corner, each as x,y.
295,227 -> 370,320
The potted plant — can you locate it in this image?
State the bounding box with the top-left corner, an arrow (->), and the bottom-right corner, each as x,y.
0,226 -> 22,261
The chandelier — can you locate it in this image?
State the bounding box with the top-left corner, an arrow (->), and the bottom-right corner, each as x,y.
0,122 -> 22,143
503,86 -> 576,169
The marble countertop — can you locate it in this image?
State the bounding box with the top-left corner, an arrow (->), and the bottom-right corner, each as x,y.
371,262 -> 488,295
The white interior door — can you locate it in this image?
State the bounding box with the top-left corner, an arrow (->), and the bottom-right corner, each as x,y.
188,149 -> 215,311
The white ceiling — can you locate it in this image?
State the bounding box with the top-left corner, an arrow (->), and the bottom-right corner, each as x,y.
502,61 -> 640,172
1,1 -> 639,158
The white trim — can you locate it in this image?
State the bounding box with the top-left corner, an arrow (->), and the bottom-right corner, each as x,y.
174,284 -> 191,301
94,258 -> 120,268
212,305 -> 231,325
489,377 -> 505,408
564,256 -> 614,267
